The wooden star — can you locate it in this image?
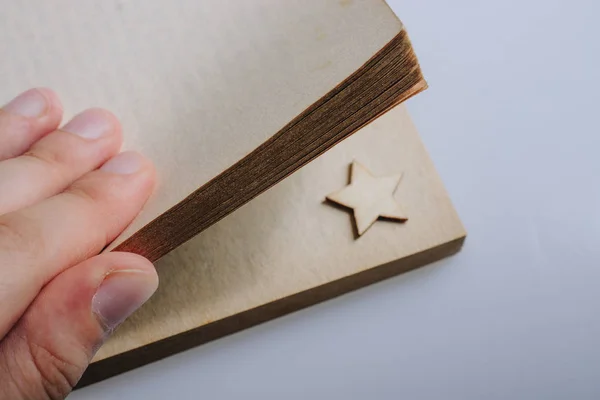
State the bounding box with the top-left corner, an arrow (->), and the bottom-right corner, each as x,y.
326,161 -> 407,236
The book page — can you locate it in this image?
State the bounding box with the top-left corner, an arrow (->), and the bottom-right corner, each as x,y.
92,105 -> 465,363
0,0 -> 402,247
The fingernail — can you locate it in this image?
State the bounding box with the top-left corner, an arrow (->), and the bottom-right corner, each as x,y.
92,269 -> 157,331
3,89 -> 48,118
62,109 -> 114,140
100,151 -> 144,174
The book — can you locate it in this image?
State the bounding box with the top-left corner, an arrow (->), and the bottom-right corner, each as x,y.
78,104 -> 466,387
1,1 -> 426,260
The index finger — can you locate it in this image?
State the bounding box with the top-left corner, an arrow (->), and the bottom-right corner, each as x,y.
0,151 -> 155,339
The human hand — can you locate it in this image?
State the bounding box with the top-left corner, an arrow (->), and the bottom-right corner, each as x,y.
0,88 -> 158,399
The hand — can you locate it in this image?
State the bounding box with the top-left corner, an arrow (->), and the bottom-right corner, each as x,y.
0,88 -> 158,399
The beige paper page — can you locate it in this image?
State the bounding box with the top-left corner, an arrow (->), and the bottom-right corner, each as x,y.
0,0 -> 402,247
95,105 -> 465,361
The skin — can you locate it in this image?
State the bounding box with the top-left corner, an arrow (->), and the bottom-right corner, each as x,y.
0,88 -> 159,399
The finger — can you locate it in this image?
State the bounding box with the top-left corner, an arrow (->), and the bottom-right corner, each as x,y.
0,252 -> 157,399
0,108 -> 123,215
0,88 -> 63,161
0,151 -> 155,338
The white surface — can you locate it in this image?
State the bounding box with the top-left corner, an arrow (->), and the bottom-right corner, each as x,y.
72,0 -> 600,398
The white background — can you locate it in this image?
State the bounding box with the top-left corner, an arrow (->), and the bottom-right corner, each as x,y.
73,0 -> 600,398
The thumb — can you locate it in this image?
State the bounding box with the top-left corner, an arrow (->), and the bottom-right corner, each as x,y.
0,252 -> 158,399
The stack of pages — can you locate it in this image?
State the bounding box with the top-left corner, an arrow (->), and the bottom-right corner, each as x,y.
1,0 -> 465,386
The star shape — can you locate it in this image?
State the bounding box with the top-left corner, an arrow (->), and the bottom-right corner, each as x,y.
326,161 -> 407,236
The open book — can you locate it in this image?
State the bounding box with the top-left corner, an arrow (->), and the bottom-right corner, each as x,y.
2,0 -> 426,261
80,104 -> 465,386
